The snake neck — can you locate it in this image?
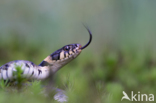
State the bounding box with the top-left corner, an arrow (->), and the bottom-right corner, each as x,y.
39,52 -> 80,74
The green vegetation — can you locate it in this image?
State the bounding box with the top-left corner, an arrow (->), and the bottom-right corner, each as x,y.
0,0 -> 156,103
0,39 -> 156,103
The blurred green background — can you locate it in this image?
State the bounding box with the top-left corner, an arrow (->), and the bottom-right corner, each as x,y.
0,0 -> 156,103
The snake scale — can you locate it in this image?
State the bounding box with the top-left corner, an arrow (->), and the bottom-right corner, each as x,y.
0,26 -> 92,81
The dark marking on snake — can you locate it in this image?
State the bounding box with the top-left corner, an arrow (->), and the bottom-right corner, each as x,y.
31,62 -> 35,67
64,52 -> 66,58
3,64 -> 9,70
26,63 -> 30,68
72,48 -> 75,53
38,69 -> 42,75
67,51 -> 70,55
31,71 -> 34,75
39,61 -> 52,67
52,54 -> 60,60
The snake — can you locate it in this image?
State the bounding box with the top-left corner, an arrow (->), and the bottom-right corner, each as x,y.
0,26 -> 92,81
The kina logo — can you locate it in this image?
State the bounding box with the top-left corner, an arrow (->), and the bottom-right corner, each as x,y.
121,91 -> 154,101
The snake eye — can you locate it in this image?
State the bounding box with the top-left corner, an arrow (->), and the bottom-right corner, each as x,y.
64,46 -> 70,51
75,44 -> 78,47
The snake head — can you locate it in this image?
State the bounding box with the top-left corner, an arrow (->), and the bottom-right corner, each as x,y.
40,44 -> 82,73
50,26 -> 92,61
40,26 -> 92,73
50,43 -> 82,61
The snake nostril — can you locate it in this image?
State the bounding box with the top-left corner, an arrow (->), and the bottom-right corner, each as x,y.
78,44 -> 82,49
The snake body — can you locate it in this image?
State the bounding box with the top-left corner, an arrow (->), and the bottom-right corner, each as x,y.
0,27 -> 92,81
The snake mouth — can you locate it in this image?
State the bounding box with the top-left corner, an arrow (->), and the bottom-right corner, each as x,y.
81,25 -> 92,50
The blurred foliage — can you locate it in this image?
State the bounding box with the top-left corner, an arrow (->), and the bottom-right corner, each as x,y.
0,0 -> 156,103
